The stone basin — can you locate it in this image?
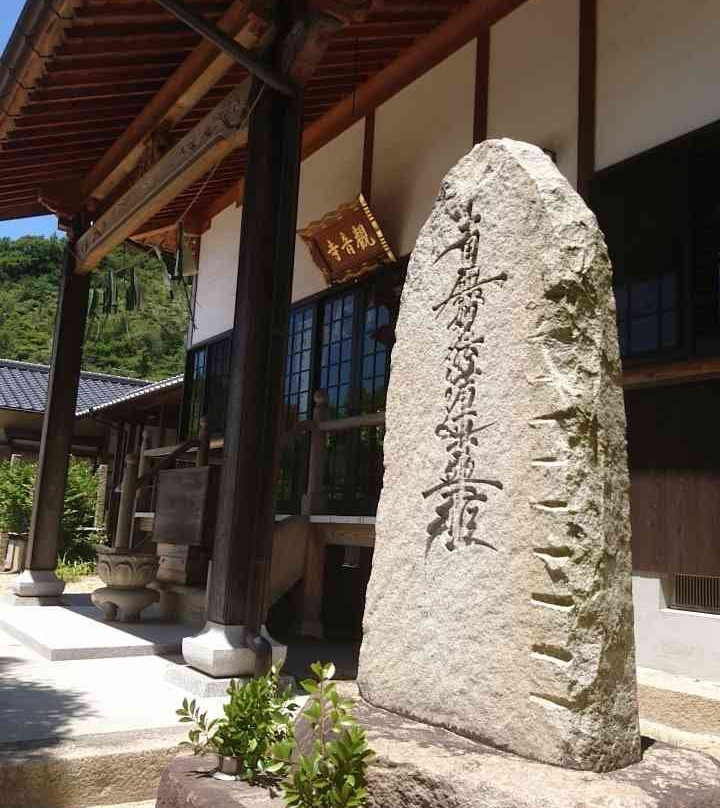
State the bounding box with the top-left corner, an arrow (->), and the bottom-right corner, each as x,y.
95,545 -> 158,588
92,545 -> 159,622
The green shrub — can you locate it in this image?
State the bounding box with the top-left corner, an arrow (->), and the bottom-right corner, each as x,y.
274,662 -> 374,808
177,664 -> 297,783
61,460 -> 99,561
0,459 -> 35,534
0,457 -> 98,562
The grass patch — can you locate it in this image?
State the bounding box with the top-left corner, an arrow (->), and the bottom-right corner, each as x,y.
55,558 -> 96,582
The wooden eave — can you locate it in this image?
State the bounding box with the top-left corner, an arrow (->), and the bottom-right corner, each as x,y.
0,0 -> 510,246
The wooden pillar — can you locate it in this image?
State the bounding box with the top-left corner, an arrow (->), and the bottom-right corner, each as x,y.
473,30 -> 490,144
577,0 -> 597,200
302,389 -> 329,516
114,453 -> 139,550
300,526 -> 325,638
15,218 -> 91,597
183,39 -> 303,675
361,112 -> 375,204
208,77 -> 302,628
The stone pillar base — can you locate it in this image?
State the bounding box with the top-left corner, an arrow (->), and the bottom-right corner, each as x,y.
13,569 -> 65,598
182,621 -> 286,678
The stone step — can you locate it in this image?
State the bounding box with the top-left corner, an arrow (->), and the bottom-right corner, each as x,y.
0,727 -> 185,808
0,604 -> 193,660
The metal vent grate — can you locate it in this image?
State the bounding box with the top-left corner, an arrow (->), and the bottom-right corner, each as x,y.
672,574 -> 720,614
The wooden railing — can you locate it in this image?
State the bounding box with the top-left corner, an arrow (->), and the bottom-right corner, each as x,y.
113,417 -> 210,550
294,389 -> 386,517
112,387 -> 385,550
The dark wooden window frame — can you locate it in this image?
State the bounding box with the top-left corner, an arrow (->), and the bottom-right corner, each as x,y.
180,328 -> 233,439
591,116 -> 720,366
277,260 -> 407,514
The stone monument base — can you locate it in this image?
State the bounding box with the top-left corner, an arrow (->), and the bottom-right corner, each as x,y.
156,701 -> 720,808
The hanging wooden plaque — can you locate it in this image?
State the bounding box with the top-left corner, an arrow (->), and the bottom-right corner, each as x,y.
298,194 -> 396,285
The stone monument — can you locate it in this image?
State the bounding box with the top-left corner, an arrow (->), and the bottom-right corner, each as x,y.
359,139 -> 641,772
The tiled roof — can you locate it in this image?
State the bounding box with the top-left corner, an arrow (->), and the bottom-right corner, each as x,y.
76,374 -> 184,418
0,359 -> 150,415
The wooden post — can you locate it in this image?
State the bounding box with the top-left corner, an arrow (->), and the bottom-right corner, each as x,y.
94,464 -> 109,529
577,0 -> 597,200
196,416 -> 210,467
300,526 -> 325,638
14,218 -> 91,598
114,453 -> 139,550
209,80 -> 301,620
184,63 -> 302,678
302,389 -> 329,517
474,30 -> 490,144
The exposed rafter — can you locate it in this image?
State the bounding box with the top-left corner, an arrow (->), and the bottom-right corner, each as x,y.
75,0 -> 375,272
151,0 -> 294,95
0,1 -> 470,227
199,0 -> 529,224
80,0 -> 276,204
0,0 -> 83,145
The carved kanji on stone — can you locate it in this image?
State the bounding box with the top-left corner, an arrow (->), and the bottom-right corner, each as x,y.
359,140 -> 641,774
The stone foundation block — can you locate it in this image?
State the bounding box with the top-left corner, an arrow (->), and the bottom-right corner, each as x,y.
13,569 -> 64,597
182,622 -> 286,678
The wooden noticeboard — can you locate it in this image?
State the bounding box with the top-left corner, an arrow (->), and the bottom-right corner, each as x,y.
298,194 -> 396,285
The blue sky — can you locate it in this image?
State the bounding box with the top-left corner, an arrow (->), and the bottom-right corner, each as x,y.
0,1 -> 61,239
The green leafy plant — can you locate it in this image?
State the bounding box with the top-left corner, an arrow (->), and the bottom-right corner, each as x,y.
274,662 -> 374,808
0,458 -> 98,563
0,459 -> 35,534
177,664 -> 297,782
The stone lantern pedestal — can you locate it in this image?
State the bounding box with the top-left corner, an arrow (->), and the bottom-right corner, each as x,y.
92,545 -> 159,622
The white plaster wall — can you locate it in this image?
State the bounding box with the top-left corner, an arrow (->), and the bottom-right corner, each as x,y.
633,573 -> 720,683
373,43 -> 476,258
487,0 -> 579,188
293,121 -> 365,302
597,0 -> 720,170
191,203 -> 242,346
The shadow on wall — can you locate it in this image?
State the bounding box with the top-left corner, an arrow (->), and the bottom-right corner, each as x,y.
0,655 -> 94,749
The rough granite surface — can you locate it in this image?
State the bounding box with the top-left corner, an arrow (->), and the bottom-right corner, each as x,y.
155,704 -> 720,808
358,139 -> 641,771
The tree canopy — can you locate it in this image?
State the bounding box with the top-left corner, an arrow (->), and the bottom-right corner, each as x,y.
0,235 -> 189,380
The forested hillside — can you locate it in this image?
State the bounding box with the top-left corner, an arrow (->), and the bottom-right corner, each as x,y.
0,235 -> 189,380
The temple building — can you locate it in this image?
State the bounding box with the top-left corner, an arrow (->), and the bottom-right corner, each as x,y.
1,0 -> 719,680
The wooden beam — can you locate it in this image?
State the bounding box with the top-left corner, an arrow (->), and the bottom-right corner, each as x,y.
80,0 -> 275,203
303,0 -> 526,154
78,2 -> 374,268
473,29 -> 490,144
622,358 -> 720,390
75,79 -> 256,272
577,0 -> 596,199
200,0 -> 529,222
152,0 -> 293,95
